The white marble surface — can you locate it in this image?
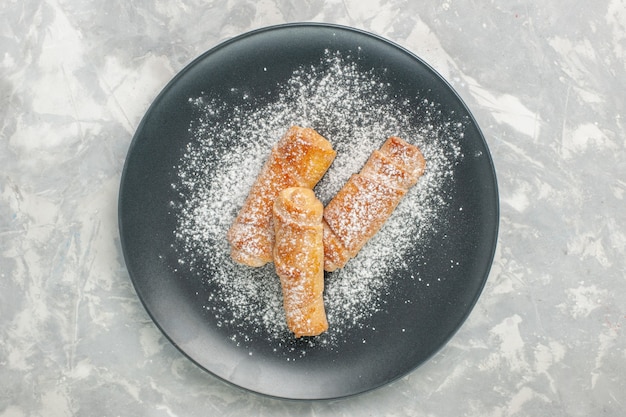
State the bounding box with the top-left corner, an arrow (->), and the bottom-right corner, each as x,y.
2,0 -> 625,415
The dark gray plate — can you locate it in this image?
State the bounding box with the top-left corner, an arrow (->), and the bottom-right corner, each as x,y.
119,23 -> 498,400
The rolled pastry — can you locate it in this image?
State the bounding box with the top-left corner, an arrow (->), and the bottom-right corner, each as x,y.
273,187 -> 328,337
323,136 -> 426,271
227,126 -> 336,267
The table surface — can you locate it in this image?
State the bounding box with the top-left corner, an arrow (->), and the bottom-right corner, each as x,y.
2,0 -> 625,415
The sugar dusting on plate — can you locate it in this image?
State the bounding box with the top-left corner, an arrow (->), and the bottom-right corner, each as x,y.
170,51 -> 465,352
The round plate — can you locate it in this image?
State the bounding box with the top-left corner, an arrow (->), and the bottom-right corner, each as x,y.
119,23 -> 498,400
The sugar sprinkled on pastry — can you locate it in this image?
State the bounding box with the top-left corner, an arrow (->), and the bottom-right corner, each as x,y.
227,126 -> 336,266
273,187 -> 328,337
323,136 -> 426,271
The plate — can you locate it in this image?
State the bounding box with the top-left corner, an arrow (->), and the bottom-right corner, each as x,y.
119,23 -> 499,400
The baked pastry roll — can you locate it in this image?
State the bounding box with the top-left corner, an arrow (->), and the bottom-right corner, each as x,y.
273,187 -> 328,337
323,136 -> 426,271
227,126 -> 336,267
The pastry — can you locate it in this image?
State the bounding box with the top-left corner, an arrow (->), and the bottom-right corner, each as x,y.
273,187 -> 328,337
323,136 -> 426,271
227,126 -> 336,267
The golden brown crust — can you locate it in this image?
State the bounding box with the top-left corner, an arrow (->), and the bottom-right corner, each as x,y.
323,137 -> 425,271
324,174 -> 405,255
227,126 -> 336,267
273,187 -> 328,338
321,221 -> 349,272
380,136 -> 426,181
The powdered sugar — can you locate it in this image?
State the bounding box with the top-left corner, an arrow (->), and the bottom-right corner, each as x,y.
171,51 -> 465,350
